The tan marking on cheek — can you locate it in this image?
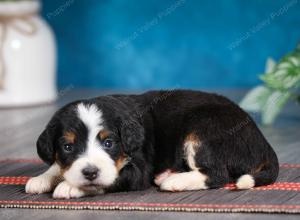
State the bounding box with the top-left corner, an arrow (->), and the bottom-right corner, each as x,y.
60,165 -> 72,176
115,154 -> 130,172
64,131 -> 76,144
183,132 -> 201,170
99,130 -> 110,140
55,153 -> 63,167
55,153 -> 71,176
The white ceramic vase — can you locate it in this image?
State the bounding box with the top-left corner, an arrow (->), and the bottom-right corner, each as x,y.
0,0 -> 56,107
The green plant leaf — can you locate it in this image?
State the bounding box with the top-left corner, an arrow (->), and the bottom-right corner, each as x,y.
260,74 -> 283,89
260,67 -> 300,90
261,91 -> 291,125
260,50 -> 300,90
265,57 -> 276,73
239,86 -> 272,112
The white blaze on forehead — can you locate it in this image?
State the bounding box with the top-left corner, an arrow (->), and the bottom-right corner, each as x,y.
77,103 -> 104,155
77,103 -> 103,131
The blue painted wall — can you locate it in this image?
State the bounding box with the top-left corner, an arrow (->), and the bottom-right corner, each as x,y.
42,0 -> 300,89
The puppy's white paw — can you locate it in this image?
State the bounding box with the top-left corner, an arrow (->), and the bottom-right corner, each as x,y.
160,174 -> 187,192
53,181 -> 86,199
154,169 -> 173,186
236,174 -> 255,189
25,175 -> 54,194
160,171 -> 208,192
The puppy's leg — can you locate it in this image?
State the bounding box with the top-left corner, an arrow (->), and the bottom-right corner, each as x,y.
53,181 -> 103,199
160,171 -> 208,191
159,132 -> 208,191
160,131 -> 229,192
26,163 -> 62,194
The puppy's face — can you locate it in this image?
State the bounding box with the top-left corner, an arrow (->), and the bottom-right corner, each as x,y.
37,99 -> 144,190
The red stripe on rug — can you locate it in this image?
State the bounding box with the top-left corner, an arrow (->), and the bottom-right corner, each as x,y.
279,164 -> 300,168
1,176 -> 300,191
0,159 -> 43,164
0,176 -> 30,185
223,182 -> 300,191
1,199 -> 300,210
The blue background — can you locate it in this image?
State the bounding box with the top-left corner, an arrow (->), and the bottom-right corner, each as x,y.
42,0 -> 300,90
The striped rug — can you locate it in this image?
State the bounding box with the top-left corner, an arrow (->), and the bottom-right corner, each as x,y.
0,159 -> 300,213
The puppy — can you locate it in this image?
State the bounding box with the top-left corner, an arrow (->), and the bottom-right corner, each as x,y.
26,90 -> 279,199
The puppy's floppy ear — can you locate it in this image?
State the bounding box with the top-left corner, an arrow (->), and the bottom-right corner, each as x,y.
36,118 -> 60,165
120,117 -> 145,155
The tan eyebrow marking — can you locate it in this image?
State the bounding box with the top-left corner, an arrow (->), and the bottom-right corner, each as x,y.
99,130 -> 110,140
63,131 -> 76,144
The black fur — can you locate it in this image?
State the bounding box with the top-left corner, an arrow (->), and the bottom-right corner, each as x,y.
37,90 -> 279,191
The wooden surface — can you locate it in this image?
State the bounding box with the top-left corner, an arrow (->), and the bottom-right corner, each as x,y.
0,89 -> 299,219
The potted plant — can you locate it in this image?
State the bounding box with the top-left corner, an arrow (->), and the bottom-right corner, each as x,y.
240,44 -> 300,125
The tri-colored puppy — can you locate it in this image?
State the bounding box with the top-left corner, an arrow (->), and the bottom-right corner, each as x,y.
25,90 -> 279,199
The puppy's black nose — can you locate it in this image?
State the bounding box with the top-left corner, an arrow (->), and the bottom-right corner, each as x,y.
82,166 -> 99,181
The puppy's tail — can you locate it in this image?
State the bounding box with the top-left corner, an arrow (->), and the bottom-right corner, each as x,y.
235,161 -> 279,190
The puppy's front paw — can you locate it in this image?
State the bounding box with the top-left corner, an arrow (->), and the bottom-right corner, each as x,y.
25,175 -> 54,194
53,181 -> 86,199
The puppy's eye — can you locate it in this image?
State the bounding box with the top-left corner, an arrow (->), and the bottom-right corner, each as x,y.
63,144 -> 73,152
103,139 -> 113,148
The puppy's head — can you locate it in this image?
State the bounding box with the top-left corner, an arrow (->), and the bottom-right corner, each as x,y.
37,97 -> 144,190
